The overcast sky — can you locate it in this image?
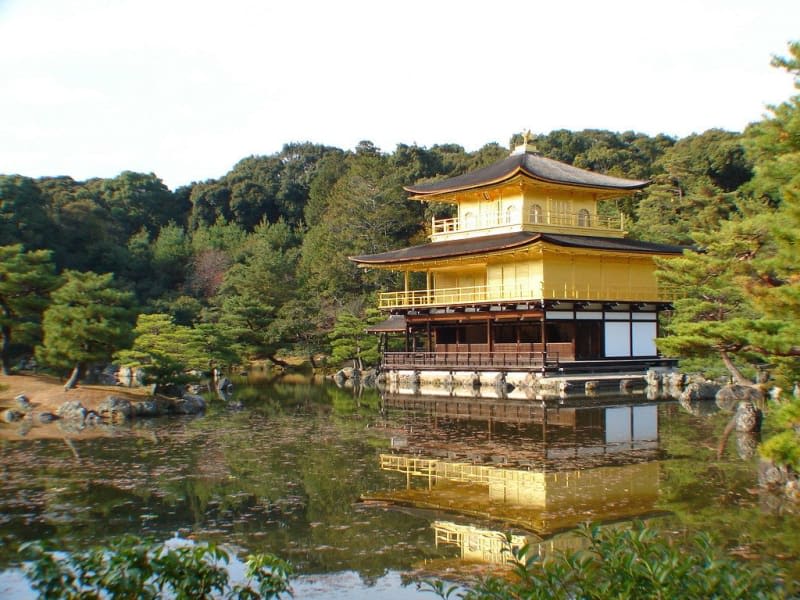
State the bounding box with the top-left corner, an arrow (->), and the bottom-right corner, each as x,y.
1,0 -> 798,190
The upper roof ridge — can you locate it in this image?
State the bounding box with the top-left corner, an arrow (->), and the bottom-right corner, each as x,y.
510,130 -> 540,156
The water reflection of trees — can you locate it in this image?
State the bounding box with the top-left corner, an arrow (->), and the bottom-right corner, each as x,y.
4,382 -> 796,583
0,381 -> 453,583
657,403 -> 800,576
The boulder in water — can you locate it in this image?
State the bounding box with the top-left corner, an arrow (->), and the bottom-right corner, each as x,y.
132,399 -> 162,417
679,381 -> 721,403
57,400 -> 87,423
216,377 -> 233,394
97,396 -> 133,422
716,385 -> 763,412
174,393 -> 206,415
735,401 -> 762,433
1,409 -> 24,423
15,394 -> 31,412
37,412 -> 58,424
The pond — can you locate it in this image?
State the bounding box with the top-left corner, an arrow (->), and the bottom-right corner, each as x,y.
0,377 -> 798,598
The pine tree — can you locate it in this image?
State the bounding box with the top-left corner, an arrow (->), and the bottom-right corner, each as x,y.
115,313 -> 236,389
36,271 -> 136,389
655,211 -> 772,382
214,221 -> 300,366
741,41 -> 800,388
0,245 -> 61,374
655,42 -> 800,387
328,309 -> 382,369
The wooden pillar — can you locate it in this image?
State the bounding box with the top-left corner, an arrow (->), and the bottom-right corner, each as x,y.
427,321 -> 432,352
487,318 -> 493,353
426,269 -> 432,304
540,313 -> 547,365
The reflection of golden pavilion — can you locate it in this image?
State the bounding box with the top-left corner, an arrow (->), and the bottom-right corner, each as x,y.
384,398 -> 661,471
433,520 -> 593,564
378,455 -> 660,535
367,399 -> 664,536
434,521 -> 526,564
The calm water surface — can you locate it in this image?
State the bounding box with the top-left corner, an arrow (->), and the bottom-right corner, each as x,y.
0,378 -> 797,597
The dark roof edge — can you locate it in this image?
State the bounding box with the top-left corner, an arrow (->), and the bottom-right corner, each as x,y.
349,232 -> 541,265
404,169 -> 650,196
403,153 -> 650,196
350,232 -> 685,267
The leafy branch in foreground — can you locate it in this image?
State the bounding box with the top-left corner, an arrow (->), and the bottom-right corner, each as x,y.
21,536 -> 292,600
421,523 -> 791,599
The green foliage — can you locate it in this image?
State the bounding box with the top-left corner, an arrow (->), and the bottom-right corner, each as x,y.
655,211 -> 771,380
214,221 -> 301,364
152,222 -> 192,293
304,151 -> 349,227
743,42 -> 800,207
631,129 -> 751,245
36,271 -> 136,376
0,175 -> 52,249
524,129 -> 674,181
101,171 -> 186,236
739,42 -> 800,389
760,430 -> 800,472
189,143 -> 342,231
21,536 -> 292,600
328,309 -> 382,368
760,397 -> 800,471
0,244 -> 60,374
425,523 -> 789,599
115,313 -> 235,386
191,220 -> 249,255
299,154 -> 422,301
149,294 -> 204,326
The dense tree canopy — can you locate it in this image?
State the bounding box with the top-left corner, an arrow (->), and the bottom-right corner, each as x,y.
0,245 -> 60,374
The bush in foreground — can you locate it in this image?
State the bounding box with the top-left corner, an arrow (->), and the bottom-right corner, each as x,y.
423,523 -> 792,600
22,536 -> 292,599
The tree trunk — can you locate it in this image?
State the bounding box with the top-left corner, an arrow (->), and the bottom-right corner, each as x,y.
308,353 -> 318,369
1,325 -> 10,376
266,354 -> 290,368
64,363 -> 84,390
719,350 -> 751,386
717,414 -> 737,459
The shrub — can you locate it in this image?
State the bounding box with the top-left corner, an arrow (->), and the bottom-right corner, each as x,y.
422,523 -> 791,599
760,398 -> 800,471
21,535 -> 292,599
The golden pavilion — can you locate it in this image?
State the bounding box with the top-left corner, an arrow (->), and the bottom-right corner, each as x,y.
350,135 -> 683,377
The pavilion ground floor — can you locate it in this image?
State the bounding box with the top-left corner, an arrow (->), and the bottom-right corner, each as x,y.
373,300 -> 677,376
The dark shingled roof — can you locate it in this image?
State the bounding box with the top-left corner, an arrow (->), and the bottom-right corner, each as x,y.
404,152 -> 649,196
366,314 -> 406,333
350,232 -> 684,266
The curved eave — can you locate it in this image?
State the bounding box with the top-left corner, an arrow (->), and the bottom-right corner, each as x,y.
404,154 -> 650,198
405,165 -> 527,198
350,232 -> 539,267
349,232 -> 685,269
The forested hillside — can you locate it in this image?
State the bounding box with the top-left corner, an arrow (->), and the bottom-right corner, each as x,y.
0,44 -> 797,406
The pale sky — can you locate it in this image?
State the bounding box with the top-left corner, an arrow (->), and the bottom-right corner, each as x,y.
1,0 -> 798,190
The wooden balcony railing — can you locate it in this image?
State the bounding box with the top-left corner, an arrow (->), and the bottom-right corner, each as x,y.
432,210 -> 624,238
378,283 -> 673,309
382,350 -> 564,370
